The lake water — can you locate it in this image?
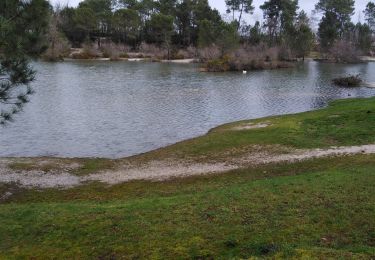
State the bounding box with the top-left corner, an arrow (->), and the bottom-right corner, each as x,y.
1,60 -> 375,158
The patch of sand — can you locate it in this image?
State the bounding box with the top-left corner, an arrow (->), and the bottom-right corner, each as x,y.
1,144 -> 375,189
232,122 -> 271,131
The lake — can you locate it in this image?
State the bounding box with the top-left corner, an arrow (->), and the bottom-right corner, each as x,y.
1,60 -> 375,158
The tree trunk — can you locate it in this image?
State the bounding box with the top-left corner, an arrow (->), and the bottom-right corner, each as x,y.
238,4 -> 244,30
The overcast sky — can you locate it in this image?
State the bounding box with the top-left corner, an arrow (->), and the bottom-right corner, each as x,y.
50,0 -> 370,24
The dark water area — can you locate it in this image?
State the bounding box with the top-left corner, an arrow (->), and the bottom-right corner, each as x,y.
1,60 -> 375,158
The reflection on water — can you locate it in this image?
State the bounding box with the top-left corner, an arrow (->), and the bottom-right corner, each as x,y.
1,60 -> 375,158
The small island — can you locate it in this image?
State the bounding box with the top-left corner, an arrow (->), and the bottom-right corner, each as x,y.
333,74 -> 363,87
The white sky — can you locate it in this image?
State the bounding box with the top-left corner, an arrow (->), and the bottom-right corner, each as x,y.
50,0 -> 370,24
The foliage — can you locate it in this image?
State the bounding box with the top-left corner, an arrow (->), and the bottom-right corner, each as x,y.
203,44 -> 295,72
225,0 -> 254,30
329,40 -> 361,63
0,0 -> 49,124
355,23 -> 372,53
71,42 -> 100,59
316,0 -> 355,51
145,13 -> 174,59
289,11 -> 315,60
332,74 -> 362,87
198,19 -> 239,57
260,0 -> 299,45
364,1 -> 375,31
205,55 -> 231,72
42,11 -> 71,61
112,8 -> 141,46
248,21 -> 262,45
318,12 -> 340,50
0,59 -> 35,125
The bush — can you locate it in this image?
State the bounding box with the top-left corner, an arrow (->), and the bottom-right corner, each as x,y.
174,46 -> 197,59
202,44 -> 295,72
198,44 -> 221,62
139,42 -> 168,59
100,42 -> 121,61
332,74 -> 363,87
42,37 -> 70,61
329,40 -> 362,63
71,43 -> 100,59
205,55 -> 230,72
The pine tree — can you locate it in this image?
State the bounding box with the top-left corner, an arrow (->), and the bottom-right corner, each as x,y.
0,0 -> 49,124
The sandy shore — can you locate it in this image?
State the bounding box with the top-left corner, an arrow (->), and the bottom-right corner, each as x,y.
1,144 -> 374,189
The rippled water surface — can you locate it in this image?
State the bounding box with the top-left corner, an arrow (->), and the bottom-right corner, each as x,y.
1,60 -> 375,158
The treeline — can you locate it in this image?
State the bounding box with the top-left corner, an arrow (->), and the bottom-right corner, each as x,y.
42,0 -> 375,65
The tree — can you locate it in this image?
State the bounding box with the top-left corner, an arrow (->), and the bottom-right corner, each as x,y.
0,0 -> 50,124
112,9 -> 141,45
157,0 -> 177,16
225,0 -> 254,30
118,0 -> 138,9
315,0 -> 355,50
145,13 -> 174,59
317,11 -> 340,50
175,0 -> 222,46
355,23 -> 372,53
73,7 -> 97,41
198,19 -> 239,54
42,9 -> 71,61
291,11 -> 314,60
260,0 -> 298,45
198,19 -> 219,48
136,0 -> 156,21
248,21 -> 262,45
364,1 -> 375,31
78,0 -> 113,44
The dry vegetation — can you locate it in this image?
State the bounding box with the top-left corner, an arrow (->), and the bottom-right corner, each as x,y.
329,40 -> 362,63
202,44 -> 295,72
332,74 -> 363,87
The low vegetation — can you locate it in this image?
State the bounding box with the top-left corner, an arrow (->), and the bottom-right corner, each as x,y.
333,74 -> 363,87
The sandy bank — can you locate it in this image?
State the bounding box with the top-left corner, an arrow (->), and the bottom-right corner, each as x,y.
1,144 -> 375,189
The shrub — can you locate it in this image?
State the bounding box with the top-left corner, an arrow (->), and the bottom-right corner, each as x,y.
278,46 -> 293,61
71,43 -> 100,59
100,42 -> 121,61
205,55 -> 230,72
329,40 -> 362,63
332,74 -> 363,87
198,44 -> 221,62
202,44 -> 295,72
120,53 -> 129,58
42,37 -> 70,61
139,42 -> 168,59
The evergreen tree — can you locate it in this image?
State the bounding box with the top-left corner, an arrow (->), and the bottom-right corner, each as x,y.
292,11 -> 314,60
0,0 -> 49,124
315,0 -> 355,50
260,0 -> 298,45
364,1 -> 375,31
225,0 -> 254,30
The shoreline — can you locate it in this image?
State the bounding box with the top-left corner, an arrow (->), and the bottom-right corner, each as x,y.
1,96 -> 375,189
62,57 -> 200,64
0,96 -> 372,161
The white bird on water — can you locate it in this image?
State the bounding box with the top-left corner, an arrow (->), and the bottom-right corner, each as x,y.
243,70 -> 247,74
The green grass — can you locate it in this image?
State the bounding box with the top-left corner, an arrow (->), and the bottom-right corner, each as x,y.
1,156 -> 374,259
1,97 -> 375,259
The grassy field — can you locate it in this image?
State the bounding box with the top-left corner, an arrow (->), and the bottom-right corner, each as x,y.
0,98 -> 375,259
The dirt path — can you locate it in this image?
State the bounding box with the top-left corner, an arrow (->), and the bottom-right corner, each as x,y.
1,144 -> 375,189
